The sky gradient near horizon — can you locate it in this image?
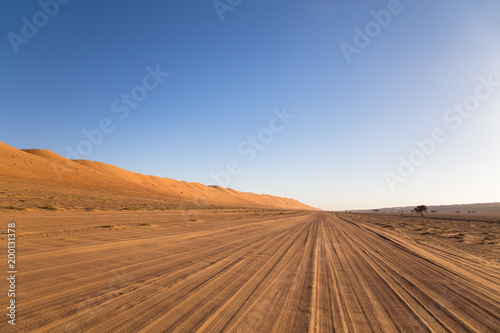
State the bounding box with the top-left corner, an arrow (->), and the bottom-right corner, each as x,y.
1,0 -> 499,210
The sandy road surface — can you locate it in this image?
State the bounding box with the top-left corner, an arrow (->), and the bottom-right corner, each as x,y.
2,211 -> 499,332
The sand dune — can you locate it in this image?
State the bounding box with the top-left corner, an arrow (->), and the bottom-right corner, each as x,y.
0,142 -> 312,210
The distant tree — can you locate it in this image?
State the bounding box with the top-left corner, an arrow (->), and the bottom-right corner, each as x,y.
456,211 -> 461,214
413,205 -> 428,217
431,210 -> 438,214
373,209 -> 380,212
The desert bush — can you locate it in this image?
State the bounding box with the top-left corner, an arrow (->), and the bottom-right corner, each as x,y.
413,205 -> 428,217
41,205 -> 58,211
1,206 -> 26,211
122,207 -> 140,211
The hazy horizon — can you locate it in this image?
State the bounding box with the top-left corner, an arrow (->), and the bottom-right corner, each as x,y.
2,0 -> 499,210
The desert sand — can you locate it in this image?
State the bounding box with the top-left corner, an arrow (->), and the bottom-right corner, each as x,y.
1,142 -> 499,332
0,210 -> 498,332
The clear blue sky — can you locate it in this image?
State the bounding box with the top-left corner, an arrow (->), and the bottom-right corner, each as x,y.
1,0 -> 499,210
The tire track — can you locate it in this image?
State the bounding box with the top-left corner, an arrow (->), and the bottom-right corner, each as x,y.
9,211 -> 500,332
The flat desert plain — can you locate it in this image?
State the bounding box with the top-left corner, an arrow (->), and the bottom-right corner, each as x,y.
1,209 -> 499,332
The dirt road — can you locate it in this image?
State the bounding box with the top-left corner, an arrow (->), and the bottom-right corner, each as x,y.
3,211 -> 499,332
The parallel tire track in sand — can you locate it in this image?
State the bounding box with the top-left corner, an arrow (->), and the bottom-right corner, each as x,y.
9,212 -> 500,332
